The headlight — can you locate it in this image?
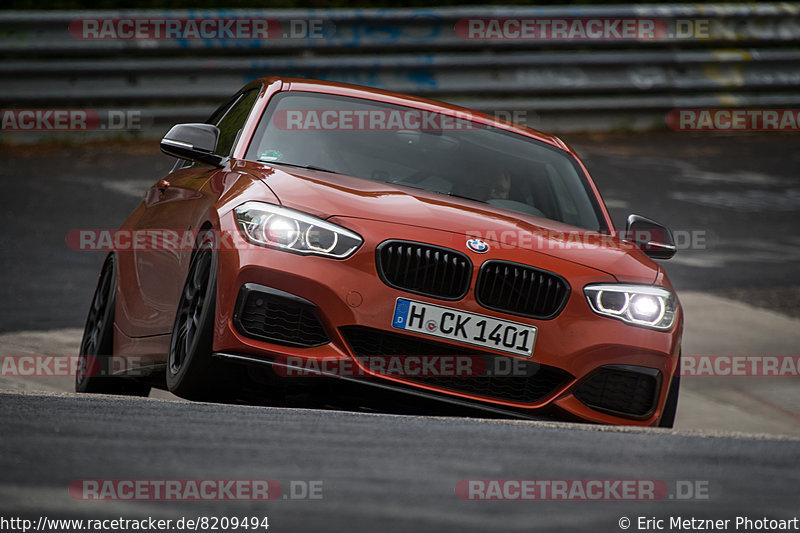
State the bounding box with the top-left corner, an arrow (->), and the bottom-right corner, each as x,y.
234,201 -> 362,259
584,284 -> 677,330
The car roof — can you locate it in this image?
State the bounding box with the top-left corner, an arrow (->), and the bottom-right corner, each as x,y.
249,76 -> 568,152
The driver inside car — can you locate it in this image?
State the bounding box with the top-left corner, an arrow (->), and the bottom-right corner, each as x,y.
463,169 -> 512,201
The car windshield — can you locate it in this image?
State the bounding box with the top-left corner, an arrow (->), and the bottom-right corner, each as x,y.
245,92 -> 605,230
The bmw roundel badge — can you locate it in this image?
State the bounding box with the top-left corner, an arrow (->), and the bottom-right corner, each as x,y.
466,238 -> 489,254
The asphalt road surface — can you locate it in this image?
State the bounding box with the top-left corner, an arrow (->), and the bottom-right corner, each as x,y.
1,392 -> 798,533
1,133 -> 799,532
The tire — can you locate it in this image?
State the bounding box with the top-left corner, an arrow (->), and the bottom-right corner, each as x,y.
76,254 -> 151,396
166,232 -> 231,400
658,373 -> 680,428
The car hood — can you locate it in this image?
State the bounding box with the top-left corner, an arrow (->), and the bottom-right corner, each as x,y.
242,162 -> 658,284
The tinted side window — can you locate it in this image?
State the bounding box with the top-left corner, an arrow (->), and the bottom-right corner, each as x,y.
172,93 -> 243,170
207,95 -> 239,127
215,89 -> 258,157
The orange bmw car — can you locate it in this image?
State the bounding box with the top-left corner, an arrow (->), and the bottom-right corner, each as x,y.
76,77 -> 683,427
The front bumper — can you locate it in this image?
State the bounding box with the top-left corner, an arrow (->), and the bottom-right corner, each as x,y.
213,212 -> 683,426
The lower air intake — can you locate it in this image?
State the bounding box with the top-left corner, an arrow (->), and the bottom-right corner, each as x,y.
574,365 -> 661,418
234,283 -> 329,348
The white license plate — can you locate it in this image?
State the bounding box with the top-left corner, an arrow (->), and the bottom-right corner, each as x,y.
391,298 -> 537,358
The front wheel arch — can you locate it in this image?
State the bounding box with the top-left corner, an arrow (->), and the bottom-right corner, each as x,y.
76,253 -> 151,396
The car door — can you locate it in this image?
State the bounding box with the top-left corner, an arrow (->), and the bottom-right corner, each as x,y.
117,89 -> 260,338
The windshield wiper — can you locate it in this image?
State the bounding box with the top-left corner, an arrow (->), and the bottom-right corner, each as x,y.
444,191 -> 488,204
260,161 -> 338,174
391,182 -> 489,204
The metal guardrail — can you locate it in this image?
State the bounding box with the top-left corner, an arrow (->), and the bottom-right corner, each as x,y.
1,4 -> 800,137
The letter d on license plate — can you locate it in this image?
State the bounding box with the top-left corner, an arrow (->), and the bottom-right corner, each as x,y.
391,298 -> 536,358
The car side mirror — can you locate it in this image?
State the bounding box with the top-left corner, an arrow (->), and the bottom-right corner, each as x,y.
160,123 -> 226,168
624,214 -> 677,260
